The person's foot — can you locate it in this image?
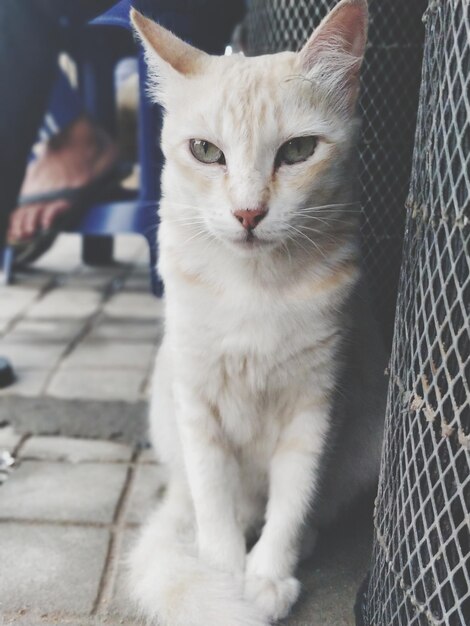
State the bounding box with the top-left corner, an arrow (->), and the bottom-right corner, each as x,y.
8,115 -> 119,243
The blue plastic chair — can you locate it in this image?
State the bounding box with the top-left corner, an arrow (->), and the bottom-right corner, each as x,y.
64,0 -> 164,295
1,0 -> 163,295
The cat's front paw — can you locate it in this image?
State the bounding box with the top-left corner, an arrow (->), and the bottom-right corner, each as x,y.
244,574 -> 300,621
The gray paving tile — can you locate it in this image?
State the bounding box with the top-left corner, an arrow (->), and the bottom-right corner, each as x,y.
4,319 -> 84,343
88,319 -> 162,343
123,273 -> 152,292
21,437 -> 133,463
61,340 -> 155,370
0,287 -> 39,321
60,269 -> 123,291
4,268 -> 53,291
1,611 -> 142,626
105,528 -> 138,620
284,507 -> 373,626
0,460 -> 127,523
0,426 -> 21,453
103,293 -> 164,320
142,374 -> 153,398
0,369 -> 50,398
26,290 -> 101,320
126,265 -> 151,277
124,463 -> 168,525
0,523 -> 109,615
2,617 -> 137,626
0,342 -> 67,369
138,446 -> 158,464
47,369 -> 146,402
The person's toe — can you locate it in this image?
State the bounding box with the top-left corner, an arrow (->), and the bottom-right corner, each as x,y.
8,206 -> 35,242
23,204 -> 44,239
7,211 -> 21,241
40,200 -> 70,230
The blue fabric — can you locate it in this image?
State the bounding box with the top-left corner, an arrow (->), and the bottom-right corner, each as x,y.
44,68 -> 84,134
90,0 -> 132,29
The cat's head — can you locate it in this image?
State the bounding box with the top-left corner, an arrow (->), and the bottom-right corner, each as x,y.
132,0 -> 367,258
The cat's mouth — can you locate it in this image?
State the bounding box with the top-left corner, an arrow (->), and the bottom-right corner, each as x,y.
240,231 -> 273,247
227,231 -> 276,253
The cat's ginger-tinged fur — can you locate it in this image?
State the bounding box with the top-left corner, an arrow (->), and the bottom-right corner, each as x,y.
129,1 -> 386,624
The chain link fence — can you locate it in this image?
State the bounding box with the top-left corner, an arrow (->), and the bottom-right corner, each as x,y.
242,0 -> 427,346
358,0 -> 470,623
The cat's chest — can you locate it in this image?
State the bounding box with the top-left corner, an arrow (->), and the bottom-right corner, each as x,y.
185,296 -> 322,371
180,299 -> 335,442
171,279 -> 338,384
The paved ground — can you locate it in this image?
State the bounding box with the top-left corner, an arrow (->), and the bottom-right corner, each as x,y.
0,235 -> 163,443
0,236 -> 372,625
0,429 -> 372,626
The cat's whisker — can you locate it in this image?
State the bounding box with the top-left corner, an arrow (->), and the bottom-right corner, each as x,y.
297,225 -> 332,237
143,224 -> 158,236
292,214 -> 340,229
179,229 -> 213,247
294,208 -> 361,216
164,200 -> 208,211
295,215 -> 355,225
295,201 -> 361,212
167,215 -> 205,220
166,214 -> 206,221
285,232 -> 317,263
168,219 -> 208,227
200,233 -> 219,257
300,226 -> 342,244
294,206 -> 361,215
291,225 -> 328,259
280,239 -> 293,266
285,224 -> 327,261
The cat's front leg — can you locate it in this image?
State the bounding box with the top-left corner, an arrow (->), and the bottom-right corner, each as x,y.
176,385 -> 246,576
245,406 -> 329,621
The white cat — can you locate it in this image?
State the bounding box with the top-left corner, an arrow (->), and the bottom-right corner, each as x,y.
129,1 -> 386,624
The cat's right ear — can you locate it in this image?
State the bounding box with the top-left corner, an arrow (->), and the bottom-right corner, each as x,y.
130,9 -> 208,104
298,0 -> 368,112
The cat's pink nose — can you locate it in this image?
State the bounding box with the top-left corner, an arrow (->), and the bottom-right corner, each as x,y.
233,208 -> 268,231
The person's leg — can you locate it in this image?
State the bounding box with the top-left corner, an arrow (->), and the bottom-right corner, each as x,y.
0,1 -> 62,245
40,68 -> 86,143
0,0 -> 116,248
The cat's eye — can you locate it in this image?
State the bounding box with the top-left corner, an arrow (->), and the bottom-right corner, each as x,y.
276,136 -> 318,166
189,139 -> 225,165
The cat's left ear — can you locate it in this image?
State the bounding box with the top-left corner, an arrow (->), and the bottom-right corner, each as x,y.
298,0 -> 368,111
130,9 -> 208,103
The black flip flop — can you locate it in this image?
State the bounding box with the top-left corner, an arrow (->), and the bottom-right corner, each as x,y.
10,162 -> 133,268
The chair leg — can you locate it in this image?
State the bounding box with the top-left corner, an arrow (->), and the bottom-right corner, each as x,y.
82,235 -> 114,266
151,271 -> 164,298
146,234 -> 163,297
0,246 -> 14,286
